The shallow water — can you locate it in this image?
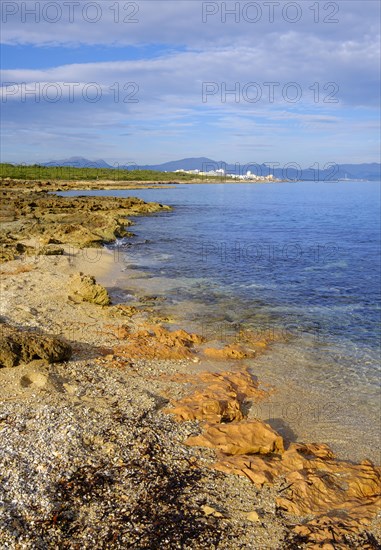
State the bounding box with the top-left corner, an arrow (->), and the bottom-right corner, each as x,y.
62,181 -> 381,462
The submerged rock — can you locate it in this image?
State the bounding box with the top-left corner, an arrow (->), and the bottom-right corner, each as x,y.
69,272 -> 111,306
0,324 -> 72,368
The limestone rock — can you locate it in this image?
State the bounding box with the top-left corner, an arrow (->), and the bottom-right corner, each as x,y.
186,420 -> 284,456
114,325 -> 204,360
69,272 -> 110,306
0,191 -> 171,261
38,245 -> 64,256
163,361 -> 381,547
213,442 -> 381,547
166,388 -> 244,423
0,324 -> 72,368
165,368 -> 267,423
203,344 -> 250,360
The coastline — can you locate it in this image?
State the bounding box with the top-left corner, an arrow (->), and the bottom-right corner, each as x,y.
0,179 -> 380,548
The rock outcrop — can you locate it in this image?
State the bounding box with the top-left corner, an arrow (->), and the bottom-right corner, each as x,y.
38,245 -> 64,256
0,191 -> 171,260
114,325 -> 204,360
203,344 -> 250,360
165,368 -> 268,423
0,324 -> 72,368
215,442 -> 381,548
165,368 -> 381,548
69,272 -> 111,306
186,420 -> 284,455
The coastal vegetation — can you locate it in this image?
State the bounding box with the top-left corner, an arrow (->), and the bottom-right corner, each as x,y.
0,163 -> 211,182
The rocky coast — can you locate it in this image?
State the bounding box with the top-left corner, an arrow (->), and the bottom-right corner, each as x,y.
0,178 -> 380,549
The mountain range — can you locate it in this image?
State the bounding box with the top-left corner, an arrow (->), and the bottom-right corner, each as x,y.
42,157 -> 381,181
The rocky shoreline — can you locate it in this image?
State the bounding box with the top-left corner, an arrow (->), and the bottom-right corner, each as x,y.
0,179 -> 380,549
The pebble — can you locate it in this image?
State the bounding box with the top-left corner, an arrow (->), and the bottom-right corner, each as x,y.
246,511 -> 260,522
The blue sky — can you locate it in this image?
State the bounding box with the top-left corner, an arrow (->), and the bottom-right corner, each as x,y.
1,0 -> 380,166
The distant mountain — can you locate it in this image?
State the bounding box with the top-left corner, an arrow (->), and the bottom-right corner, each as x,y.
43,156 -> 113,169
42,156 -> 224,172
266,163 -> 381,181
336,163 -> 381,180
41,157 -> 381,181
128,157 -> 223,172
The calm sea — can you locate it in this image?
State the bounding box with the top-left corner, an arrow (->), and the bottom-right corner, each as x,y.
63,181 -> 381,462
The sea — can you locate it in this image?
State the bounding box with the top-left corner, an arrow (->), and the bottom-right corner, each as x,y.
62,180 -> 381,463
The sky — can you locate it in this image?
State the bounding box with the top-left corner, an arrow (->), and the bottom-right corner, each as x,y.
1,0 -> 380,166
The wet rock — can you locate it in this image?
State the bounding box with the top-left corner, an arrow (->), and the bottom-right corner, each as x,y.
108,304 -> 139,318
0,324 -> 72,368
69,272 -> 111,306
186,420 -> 284,456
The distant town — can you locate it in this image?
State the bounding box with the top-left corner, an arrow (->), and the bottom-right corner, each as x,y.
174,168 -> 278,181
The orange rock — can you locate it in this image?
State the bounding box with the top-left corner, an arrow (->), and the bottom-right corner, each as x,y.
153,326 -> 204,347
164,367 -> 268,423
237,328 -> 289,353
165,388 -> 244,423
203,344 -> 250,360
197,369 -> 267,401
114,325 -> 204,360
104,324 -> 130,340
186,420 -> 284,456
213,442 -> 381,547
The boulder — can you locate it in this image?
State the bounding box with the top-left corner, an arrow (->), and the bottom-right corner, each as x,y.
69,272 -> 111,306
0,324 -> 72,368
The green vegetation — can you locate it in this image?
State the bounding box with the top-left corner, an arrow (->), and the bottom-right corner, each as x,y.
0,163 -> 212,182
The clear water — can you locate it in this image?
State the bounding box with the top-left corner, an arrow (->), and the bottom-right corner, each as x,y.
62,182 -> 381,462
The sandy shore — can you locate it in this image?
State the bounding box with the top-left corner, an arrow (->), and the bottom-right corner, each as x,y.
0,180 -> 380,549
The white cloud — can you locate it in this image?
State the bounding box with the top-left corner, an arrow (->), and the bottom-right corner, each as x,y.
1,1 -> 379,164
2,0 -> 380,48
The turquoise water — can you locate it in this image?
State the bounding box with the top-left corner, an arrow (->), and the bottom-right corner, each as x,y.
62,181 -> 381,461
